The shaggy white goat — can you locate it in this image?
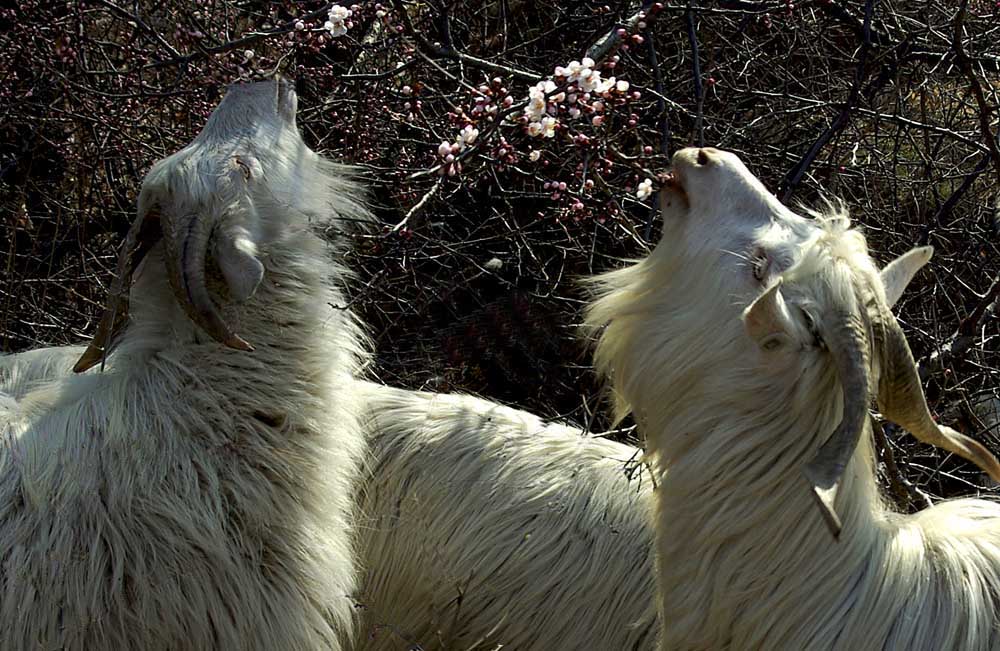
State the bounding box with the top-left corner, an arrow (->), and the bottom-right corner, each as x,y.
0,349 -> 659,650
0,79 -> 369,649
352,380 -> 658,651
586,146 -> 1000,650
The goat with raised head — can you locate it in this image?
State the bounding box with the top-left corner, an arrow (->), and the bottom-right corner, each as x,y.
586,147 -> 1000,650
0,79 -> 369,649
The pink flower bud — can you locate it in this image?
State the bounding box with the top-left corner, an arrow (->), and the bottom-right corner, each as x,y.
592,115 -> 604,126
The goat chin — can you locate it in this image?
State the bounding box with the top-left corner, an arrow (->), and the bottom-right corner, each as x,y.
352,380 -> 659,651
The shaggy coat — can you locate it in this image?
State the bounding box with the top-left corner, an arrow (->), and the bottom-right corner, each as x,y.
353,381 -> 658,651
0,81 -> 368,650
587,147 -> 1000,650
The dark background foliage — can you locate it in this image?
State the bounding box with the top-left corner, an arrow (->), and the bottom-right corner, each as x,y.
3,0 -> 1000,506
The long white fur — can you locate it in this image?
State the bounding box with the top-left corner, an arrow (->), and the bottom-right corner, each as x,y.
0,83 -> 369,649
1,345 -> 85,400
352,380 -> 658,651
586,147 -> 1000,650
0,350 -> 660,651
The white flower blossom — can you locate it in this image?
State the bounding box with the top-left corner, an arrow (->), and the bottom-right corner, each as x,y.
636,178 -> 654,200
525,79 -> 558,121
528,150 -> 541,161
325,5 -> 352,37
616,80 -> 630,93
457,125 -> 479,148
540,116 -> 557,138
329,5 -> 352,20
593,76 -> 616,94
438,141 -> 452,158
527,121 -> 544,137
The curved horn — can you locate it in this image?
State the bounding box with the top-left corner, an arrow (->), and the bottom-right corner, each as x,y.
801,307 -> 872,539
74,207 -> 163,373
875,309 -> 1000,484
162,212 -> 253,352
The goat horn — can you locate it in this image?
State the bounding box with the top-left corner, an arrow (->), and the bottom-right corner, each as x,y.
74,206 -> 163,373
875,308 -> 1000,484
162,212 -> 253,352
801,306 -> 871,540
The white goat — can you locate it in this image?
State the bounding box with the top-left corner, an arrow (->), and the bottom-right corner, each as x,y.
352,380 -> 657,651
586,146 -> 1000,650
0,79 -> 369,649
0,351 -> 660,651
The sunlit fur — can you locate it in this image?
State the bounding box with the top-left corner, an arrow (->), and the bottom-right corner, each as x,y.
0,345 -> 85,400
352,381 -> 658,651
586,148 -> 1000,650
0,91 -> 370,648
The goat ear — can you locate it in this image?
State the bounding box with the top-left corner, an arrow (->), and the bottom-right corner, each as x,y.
743,279 -> 797,351
215,231 -> 264,302
881,246 -> 933,308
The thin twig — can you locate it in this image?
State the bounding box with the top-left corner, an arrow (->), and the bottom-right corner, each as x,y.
920,275 -> 1000,381
685,2 -> 704,147
781,0 -> 878,201
586,0 -> 657,63
144,4 -> 337,70
952,0 -> 1000,186
390,0 -> 539,81
391,177 -> 444,232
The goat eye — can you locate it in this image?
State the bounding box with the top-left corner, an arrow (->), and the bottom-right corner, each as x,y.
751,250 -> 769,282
799,308 -> 824,347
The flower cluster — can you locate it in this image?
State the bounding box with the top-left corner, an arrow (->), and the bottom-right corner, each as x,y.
325,5 -> 353,37
429,52 -> 642,188
523,56 -> 637,138
636,178 -> 654,200
436,125 -> 480,176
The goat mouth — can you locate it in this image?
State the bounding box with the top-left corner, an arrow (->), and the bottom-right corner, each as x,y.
661,170 -> 686,194
659,170 -> 689,209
